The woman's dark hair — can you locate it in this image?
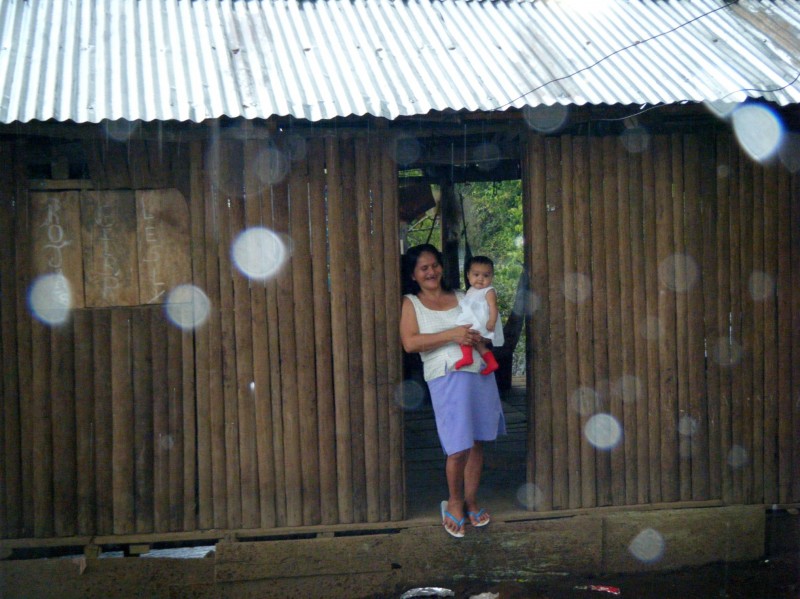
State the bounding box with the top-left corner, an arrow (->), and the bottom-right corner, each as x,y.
464,255 -> 494,289
402,243 -> 451,295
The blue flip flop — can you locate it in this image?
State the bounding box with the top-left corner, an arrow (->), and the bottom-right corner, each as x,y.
467,508 -> 491,527
440,500 -> 465,538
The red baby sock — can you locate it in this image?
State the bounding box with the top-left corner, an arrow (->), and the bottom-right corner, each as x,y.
480,350 -> 499,375
454,344 -> 473,370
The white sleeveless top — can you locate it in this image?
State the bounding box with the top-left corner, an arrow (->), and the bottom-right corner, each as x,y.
405,292 -> 481,381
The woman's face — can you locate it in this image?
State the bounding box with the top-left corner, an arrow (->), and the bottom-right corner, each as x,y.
411,251 -> 443,292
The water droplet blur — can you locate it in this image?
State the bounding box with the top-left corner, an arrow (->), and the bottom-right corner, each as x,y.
612,374 -> 642,404
678,415 -> 698,436
749,271 -> 775,301
165,284 -> 210,330
732,104 -> 784,162
717,164 -> 730,179
641,316 -> 663,341
704,100 -> 737,120
514,235 -> 524,249
515,482 -> 544,510
29,273 -> 72,326
473,142 -> 501,172
710,337 -> 744,367
658,254 -> 700,292
104,119 -> 139,142
522,104 -> 569,134
394,136 -> 422,167
285,134 -> 308,162
620,126 -> 650,154
231,227 -> 288,281
628,528 -> 665,563
584,413 -> 622,450
562,272 -> 592,304
159,434 -> 174,450
728,445 -> 749,468
526,291 -> 542,315
254,145 -> 290,187
571,386 -> 600,416
778,131 -> 800,173
395,379 -> 426,411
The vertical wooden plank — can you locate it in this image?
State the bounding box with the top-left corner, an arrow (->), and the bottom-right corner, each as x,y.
790,170 -> 800,501
545,137 -> 567,510
93,310 -> 113,533
728,142 -> 744,504
762,162 -> 779,503
243,140 -> 277,529
355,138 -> 380,522
628,143 -> 650,505
217,151 -> 243,531
15,149 -> 34,535
229,192 -> 259,529
181,299 -> 197,527
750,163 -> 766,504
573,135 -> 596,508
641,137 -> 661,503
738,150 -> 755,504
327,136 -> 354,523
132,308 -> 154,533
699,134 -> 721,500
52,322 -> 77,537
167,320 -> 184,530
272,164 -> 303,527
525,133 -> 552,510
776,164 -> 793,503
191,141 -> 213,529
370,134 -> 391,521
615,137 -> 637,506
560,136 -> 582,509
602,135 -> 625,507
111,309 -> 134,535
683,135 -> 710,500
670,134 -> 691,502
381,136 -> 403,521
31,319 -> 53,537
654,135 -> 678,503
341,140 -> 367,523
0,146 -> 21,536
716,134 -> 734,504
152,308 -> 170,532
204,139 -> 228,528
73,310 -> 95,535
589,136 -> 611,507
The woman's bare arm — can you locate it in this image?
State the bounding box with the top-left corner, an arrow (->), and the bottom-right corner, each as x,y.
400,296 -> 477,353
485,288 -> 499,332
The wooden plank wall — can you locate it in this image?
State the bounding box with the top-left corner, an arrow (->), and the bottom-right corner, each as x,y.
524,130 -> 800,510
0,131 -> 403,539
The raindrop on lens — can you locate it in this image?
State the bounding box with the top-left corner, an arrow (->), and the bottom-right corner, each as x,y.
571,386 -> 600,416
473,142 -> 501,172
704,99 -> 737,120
641,316 -> 663,340
613,374 -> 641,404
678,415 -> 698,436
732,104 -> 783,162
748,271 -> 775,301
658,254 -> 699,292
165,284 -> 211,330
104,119 -> 139,142
255,146 -> 290,187
232,227 -> 288,281
29,273 -> 72,326
778,131 -> 800,173
526,291 -> 542,315
728,445 -> 749,468
395,379 -> 426,411
710,337 -> 744,367
584,413 -> 622,450
522,104 -> 569,133
620,126 -> 650,153
629,528 -> 665,563
515,482 -> 544,510
562,272 -> 592,304
394,136 -> 422,166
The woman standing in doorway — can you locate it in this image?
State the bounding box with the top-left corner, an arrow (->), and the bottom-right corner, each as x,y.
400,244 -> 506,538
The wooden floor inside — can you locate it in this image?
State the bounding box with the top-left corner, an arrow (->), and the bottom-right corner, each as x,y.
404,380 -> 528,520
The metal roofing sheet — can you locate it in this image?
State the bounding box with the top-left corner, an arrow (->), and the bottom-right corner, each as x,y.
1,0 -> 799,124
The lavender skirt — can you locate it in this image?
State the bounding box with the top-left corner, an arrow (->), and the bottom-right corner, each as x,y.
427,370 -> 507,455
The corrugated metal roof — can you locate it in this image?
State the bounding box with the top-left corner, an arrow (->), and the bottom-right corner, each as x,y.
1,0 -> 799,124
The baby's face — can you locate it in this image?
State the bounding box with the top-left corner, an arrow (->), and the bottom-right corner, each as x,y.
467,263 -> 493,289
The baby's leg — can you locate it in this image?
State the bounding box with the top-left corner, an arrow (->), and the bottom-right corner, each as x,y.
478,341 -> 499,375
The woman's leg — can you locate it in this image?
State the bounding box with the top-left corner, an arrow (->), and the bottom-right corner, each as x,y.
464,442 -> 491,525
444,448 -> 470,535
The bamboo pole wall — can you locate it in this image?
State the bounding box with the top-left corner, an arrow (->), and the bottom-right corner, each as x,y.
524,130 -> 800,509
0,131 -> 403,539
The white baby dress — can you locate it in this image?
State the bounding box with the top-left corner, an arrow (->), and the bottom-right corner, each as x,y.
456,286 -> 504,347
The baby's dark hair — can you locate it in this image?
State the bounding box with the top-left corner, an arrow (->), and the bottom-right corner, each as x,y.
464,255 -> 494,288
